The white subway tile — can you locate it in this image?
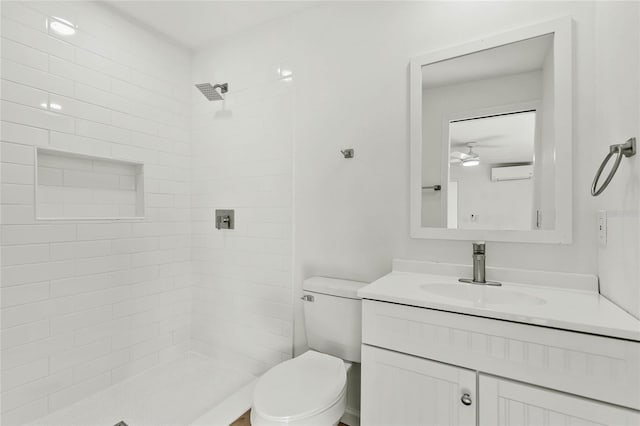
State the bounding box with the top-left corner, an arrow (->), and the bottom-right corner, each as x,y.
1,162 -> 34,184
74,47 -> 130,81
76,119 -> 130,144
1,369 -> 73,412
1,260 -> 74,287
111,142 -> 153,163
0,0 -> 195,415
1,100 -> 75,133
37,166 -> 64,186
111,352 -> 159,384
1,358 -> 49,391
74,317 -> 130,347
2,59 -> 74,97
50,305 -> 112,336
1,78 -> 49,109
38,151 -> 93,171
2,332 -> 72,371
50,240 -> 111,261
1,299 -> 52,328
0,396 -> 48,426
49,56 -> 111,91
1,17 -> 74,60
1,37 -> 48,70
75,254 -> 131,276
50,339 -> 110,373
1,183 -> 34,204
110,237 -> 159,254
0,319 -> 49,350
1,224 -> 76,245
57,188 -> 100,209
49,131 -> 112,158
1,281 -> 49,307
1,1 -> 47,32
74,82 -> 128,113
52,286 -> 128,316
49,94 -> 113,124
72,348 -> 129,383
76,222 -> 131,240
112,111 -> 157,136
1,141 -> 35,165
63,169 -> 120,190
1,204 -> 35,224
0,122 -> 47,150
111,323 -> 157,351
112,294 -> 159,318
130,333 -> 172,360
49,273 -> 111,298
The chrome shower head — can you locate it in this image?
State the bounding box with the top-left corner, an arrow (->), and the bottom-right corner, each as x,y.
195,82 -> 228,101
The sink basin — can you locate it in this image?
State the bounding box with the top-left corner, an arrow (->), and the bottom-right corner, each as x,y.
419,283 -> 546,306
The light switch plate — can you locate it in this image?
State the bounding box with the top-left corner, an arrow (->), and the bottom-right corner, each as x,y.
597,210 -> 607,246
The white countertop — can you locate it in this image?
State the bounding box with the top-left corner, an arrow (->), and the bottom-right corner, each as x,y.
358,270 -> 640,341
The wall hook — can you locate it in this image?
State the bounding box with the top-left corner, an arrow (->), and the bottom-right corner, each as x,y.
341,149 -> 354,159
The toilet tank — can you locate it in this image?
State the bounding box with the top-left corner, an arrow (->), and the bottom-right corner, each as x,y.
302,277 -> 368,363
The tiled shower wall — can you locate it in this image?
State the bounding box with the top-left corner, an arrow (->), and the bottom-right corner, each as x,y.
0,2 -> 192,424
190,20 -> 294,376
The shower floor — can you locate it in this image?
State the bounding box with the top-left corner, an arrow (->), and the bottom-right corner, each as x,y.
30,352 -> 255,426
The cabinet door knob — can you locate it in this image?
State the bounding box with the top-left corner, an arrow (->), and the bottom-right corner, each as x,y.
460,393 -> 472,406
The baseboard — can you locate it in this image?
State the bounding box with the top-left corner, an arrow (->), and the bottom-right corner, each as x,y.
341,407 -> 360,426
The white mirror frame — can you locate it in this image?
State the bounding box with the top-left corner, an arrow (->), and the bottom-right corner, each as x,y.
410,17 -> 573,244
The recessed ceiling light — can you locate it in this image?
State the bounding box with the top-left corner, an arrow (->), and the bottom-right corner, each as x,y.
49,17 -> 76,36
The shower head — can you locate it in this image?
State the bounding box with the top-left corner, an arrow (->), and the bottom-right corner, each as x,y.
195,82 -> 228,101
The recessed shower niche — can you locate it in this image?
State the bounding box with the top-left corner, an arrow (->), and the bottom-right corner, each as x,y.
35,148 -> 144,220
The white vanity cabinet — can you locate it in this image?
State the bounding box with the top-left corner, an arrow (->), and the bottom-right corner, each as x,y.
360,300 -> 640,426
479,375 -> 639,425
361,345 -> 476,426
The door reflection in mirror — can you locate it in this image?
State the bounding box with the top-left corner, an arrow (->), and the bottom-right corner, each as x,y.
420,34 -> 556,232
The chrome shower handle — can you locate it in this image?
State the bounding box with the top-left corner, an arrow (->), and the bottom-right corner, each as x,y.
591,137 -> 636,197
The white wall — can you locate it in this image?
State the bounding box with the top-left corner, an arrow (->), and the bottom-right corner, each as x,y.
292,1 -> 606,355
0,2 -> 192,423
593,2 -> 640,319
190,20 -> 295,375
450,164 -> 534,230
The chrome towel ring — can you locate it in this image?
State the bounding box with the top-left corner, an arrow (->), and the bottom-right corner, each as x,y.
591,137 -> 636,196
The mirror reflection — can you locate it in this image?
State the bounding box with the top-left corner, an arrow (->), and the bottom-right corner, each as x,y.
421,34 -> 555,231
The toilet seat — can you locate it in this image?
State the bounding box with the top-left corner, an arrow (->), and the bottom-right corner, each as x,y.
253,351 -> 347,423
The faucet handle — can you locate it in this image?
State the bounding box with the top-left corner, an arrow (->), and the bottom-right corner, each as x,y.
472,241 -> 485,254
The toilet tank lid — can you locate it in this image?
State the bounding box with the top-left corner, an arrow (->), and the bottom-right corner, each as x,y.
303,276 -> 368,299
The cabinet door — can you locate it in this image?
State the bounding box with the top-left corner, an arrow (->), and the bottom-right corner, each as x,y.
479,374 -> 640,425
361,345 -> 476,426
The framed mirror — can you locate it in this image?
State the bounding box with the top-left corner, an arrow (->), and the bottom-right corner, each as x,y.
410,17 -> 572,243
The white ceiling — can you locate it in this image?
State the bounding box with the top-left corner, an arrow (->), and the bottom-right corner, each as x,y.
422,34 -> 553,89
450,111 -> 536,165
104,1 -> 315,50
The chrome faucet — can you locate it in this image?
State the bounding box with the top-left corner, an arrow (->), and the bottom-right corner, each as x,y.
459,242 -> 501,286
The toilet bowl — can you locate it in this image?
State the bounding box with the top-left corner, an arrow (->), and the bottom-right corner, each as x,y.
251,277 -> 367,426
251,351 -> 351,426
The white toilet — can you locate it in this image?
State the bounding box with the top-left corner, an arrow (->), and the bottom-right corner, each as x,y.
251,277 -> 367,426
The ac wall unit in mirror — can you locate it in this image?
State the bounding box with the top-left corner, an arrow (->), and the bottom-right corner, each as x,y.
409,17 -> 572,244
